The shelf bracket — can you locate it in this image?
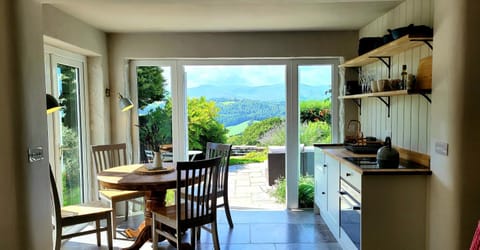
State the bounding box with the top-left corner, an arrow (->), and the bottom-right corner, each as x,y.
369,56 -> 391,78
375,96 -> 391,117
420,92 -> 432,103
352,99 -> 362,115
410,38 -> 433,50
423,41 -> 433,50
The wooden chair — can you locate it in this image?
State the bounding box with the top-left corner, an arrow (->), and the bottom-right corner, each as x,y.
49,165 -> 113,250
205,142 -> 234,228
91,143 -> 144,238
152,157 -> 222,250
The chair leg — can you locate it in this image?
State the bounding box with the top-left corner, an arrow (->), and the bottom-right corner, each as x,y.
54,224 -> 62,250
95,219 -> 101,246
223,195 -> 234,228
106,214 -> 113,250
111,202 -> 117,239
211,221 -> 220,250
125,200 -> 129,221
152,213 -> 158,250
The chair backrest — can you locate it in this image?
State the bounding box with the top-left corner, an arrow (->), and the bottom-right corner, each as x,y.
49,165 -> 62,229
91,143 -> 128,173
205,142 -> 232,195
176,157 -> 222,230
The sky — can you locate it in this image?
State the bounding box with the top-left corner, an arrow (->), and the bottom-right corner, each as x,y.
183,64 -> 332,88
156,64 -> 332,98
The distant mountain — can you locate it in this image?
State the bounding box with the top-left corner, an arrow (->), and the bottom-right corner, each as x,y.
188,84 -> 330,101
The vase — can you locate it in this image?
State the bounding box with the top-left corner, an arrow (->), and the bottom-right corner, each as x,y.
148,151 -> 163,170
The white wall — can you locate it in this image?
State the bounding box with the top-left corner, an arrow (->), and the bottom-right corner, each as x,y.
0,0 -> 52,249
358,0 -> 433,153
42,5 -> 110,200
43,4 -> 110,147
429,0 -> 480,249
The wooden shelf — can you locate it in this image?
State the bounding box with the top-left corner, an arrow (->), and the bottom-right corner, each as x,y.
339,35 -> 433,68
339,89 -> 431,100
339,89 -> 432,117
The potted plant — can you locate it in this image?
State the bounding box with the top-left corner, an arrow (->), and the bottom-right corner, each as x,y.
136,122 -> 167,170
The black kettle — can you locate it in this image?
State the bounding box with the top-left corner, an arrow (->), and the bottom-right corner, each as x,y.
376,137 -> 399,168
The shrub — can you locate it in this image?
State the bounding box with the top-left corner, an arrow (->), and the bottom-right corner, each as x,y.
229,150 -> 267,165
270,175 -> 315,208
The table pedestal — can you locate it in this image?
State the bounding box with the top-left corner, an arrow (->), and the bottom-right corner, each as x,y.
121,190 -> 166,250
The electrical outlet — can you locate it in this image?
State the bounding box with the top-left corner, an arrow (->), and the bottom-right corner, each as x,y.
28,147 -> 44,163
435,141 -> 449,156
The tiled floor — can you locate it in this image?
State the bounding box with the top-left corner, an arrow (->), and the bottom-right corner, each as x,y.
61,162 -> 341,249
62,209 -> 341,250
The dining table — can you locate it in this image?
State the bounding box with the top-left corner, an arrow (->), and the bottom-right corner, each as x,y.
97,162 -> 181,250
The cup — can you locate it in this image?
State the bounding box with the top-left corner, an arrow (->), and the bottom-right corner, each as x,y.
377,80 -> 386,92
371,80 -> 378,92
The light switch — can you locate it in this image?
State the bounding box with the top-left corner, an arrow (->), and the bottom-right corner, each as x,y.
28,147 -> 44,163
435,141 -> 448,156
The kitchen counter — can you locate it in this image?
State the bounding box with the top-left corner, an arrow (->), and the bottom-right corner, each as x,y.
314,144 -> 431,175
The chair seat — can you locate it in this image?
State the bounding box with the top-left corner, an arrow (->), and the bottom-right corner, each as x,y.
154,203 -> 214,229
99,189 -> 144,201
61,201 -> 112,219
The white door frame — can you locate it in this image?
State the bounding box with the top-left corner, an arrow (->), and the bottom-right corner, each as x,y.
44,45 -> 89,203
130,57 -> 340,208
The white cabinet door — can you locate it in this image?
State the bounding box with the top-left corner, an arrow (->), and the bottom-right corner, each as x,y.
314,147 -> 328,213
325,154 -> 340,238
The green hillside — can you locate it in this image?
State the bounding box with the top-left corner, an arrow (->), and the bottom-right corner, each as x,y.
226,120 -> 254,136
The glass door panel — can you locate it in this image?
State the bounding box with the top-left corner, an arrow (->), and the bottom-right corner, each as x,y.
56,63 -> 83,206
45,51 -> 86,207
135,65 -> 173,163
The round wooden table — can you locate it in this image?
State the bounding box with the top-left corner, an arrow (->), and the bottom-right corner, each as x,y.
97,163 -> 178,250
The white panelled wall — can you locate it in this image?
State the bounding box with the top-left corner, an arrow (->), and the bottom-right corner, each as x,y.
356,0 -> 433,154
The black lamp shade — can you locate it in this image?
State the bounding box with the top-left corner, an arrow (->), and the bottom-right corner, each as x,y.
46,94 -> 61,114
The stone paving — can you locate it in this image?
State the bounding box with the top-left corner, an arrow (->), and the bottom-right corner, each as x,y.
228,162 -> 285,210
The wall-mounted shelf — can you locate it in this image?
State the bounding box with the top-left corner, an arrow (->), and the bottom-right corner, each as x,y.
339,35 -> 433,68
339,89 -> 432,117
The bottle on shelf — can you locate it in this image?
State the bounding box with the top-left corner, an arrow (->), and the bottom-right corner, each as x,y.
401,64 -> 408,90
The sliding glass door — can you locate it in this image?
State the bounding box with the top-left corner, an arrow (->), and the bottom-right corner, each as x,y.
130,58 -> 339,208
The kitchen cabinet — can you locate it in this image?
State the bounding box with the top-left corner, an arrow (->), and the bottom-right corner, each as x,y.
314,146 -> 429,250
325,154 -> 340,238
314,147 -> 327,214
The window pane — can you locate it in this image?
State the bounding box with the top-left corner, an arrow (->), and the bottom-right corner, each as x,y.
136,66 -> 173,162
56,64 -> 82,206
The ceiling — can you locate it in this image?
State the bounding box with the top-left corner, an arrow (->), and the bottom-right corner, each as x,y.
43,0 -> 402,33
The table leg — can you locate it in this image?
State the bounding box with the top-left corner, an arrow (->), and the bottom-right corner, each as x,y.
121,190 -> 166,250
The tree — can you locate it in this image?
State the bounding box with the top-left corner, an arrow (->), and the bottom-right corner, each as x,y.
188,97 -> 227,151
137,66 -> 168,109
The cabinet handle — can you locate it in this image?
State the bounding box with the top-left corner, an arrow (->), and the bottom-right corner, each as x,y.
345,173 -> 352,177
323,164 -> 327,168
322,192 -> 326,195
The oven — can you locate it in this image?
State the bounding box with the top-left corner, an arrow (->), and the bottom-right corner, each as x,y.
339,177 -> 361,249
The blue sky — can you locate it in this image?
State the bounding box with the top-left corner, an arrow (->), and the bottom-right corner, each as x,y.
184,65 -> 332,88
158,64 -> 332,98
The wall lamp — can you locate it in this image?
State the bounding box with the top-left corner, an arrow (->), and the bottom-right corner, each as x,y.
119,93 -> 134,112
46,94 -> 62,114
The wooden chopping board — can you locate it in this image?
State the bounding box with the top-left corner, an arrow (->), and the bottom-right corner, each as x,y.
416,56 -> 432,90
